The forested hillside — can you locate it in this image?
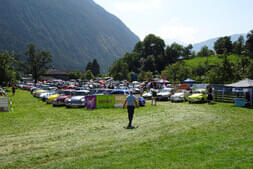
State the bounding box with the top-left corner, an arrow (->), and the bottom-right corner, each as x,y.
109,30 -> 253,84
0,0 -> 139,72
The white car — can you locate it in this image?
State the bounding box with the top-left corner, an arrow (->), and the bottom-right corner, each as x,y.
142,91 -> 152,100
171,92 -> 186,102
157,88 -> 173,101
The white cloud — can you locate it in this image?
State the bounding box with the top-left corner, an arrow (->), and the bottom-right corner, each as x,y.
155,18 -> 199,44
113,0 -> 163,11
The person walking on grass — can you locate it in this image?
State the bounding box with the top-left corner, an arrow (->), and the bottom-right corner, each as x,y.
123,90 -> 138,129
151,89 -> 157,106
12,84 -> 16,96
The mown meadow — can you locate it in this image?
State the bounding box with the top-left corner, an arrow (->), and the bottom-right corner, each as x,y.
0,89 -> 252,169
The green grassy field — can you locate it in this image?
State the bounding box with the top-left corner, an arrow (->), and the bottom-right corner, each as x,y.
0,89 -> 253,169
184,54 -> 240,68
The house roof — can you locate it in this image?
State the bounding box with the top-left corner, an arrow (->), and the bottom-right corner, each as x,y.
184,78 -> 195,83
44,69 -> 69,75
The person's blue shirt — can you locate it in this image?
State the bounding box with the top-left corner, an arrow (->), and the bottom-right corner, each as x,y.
126,94 -> 136,106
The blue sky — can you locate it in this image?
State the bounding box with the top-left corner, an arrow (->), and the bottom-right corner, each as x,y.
93,0 -> 253,44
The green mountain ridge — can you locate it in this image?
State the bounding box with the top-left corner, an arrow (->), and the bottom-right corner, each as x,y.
0,0 -> 139,72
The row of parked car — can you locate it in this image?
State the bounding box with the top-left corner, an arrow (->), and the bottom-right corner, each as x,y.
20,83 -> 146,108
143,88 -> 209,103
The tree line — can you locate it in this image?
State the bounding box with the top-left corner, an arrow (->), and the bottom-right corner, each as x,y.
68,59 -> 100,80
109,30 -> 253,84
0,43 -> 103,85
0,44 -> 52,86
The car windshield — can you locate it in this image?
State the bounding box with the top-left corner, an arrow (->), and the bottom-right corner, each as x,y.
95,90 -> 105,94
89,90 -> 96,95
160,89 -> 171,93
103,90 -> 112,95
41,85 -> 50,90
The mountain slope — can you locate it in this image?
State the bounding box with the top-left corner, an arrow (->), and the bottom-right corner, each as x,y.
0,0 -> 139,72
193,34 -> 247,52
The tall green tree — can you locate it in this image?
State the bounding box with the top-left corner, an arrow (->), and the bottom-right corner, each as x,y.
206,57 -> 235,84
0,51 -> 19,85
85,70 -> 94,80
85,62 -> 93,72
246,30 -> 253,58
92,59 -> 100,76
143,55 -> 156,72
214,36 -> 233,55
161,62 -> 191,83
85,59 -> 100,76
191,64 -> 208,83
143,34 -> 165,57
206,64 -> 224,84
183,44 -> 193,59
207,55 -> 234,84
232,35 -> 245,55
133,41 -> 144,55
23,44 -> 52,83
123,52 -> 141,73
109,59 -> 129,80
68,71 -> 80,79
246,60 -> 253,79
164,43 -> 184,65
137,71 -> 153,81
197,46 -> 214,57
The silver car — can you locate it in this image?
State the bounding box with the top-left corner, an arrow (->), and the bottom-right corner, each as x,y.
170,92 -> 188,102
157,88 -> 173,101
65,90 -> 89,108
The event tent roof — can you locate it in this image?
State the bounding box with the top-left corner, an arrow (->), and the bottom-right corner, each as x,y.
225,78 -> 253,88
184,78 -> 195,83
156,79 -> 170,83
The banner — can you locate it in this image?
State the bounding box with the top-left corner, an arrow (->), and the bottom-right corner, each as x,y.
115,95 -> 140,108
193,84 -> 207,90
85,96 -> 96,109
0,97 -> 8,112
114,95 -> 127,108
96,95 -> 115,108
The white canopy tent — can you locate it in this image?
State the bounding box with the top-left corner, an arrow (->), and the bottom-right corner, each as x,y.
225,78 -> 253,88
225,79 -> 253,106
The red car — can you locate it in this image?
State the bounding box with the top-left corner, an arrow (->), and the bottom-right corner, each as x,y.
62,85 -> 77,90
52,90 -> 74,106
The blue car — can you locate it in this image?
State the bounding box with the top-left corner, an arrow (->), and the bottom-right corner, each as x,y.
110,89 -> 129,95
138,96 -> 145,106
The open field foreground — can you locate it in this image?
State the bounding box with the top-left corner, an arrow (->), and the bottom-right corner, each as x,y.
0,89 -> 253,169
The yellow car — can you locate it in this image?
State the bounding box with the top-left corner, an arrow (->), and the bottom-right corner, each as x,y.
0,92 -> 6,97
188,89 -> 208,103
33,89 -> 47,97
46,93 -> 61,104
